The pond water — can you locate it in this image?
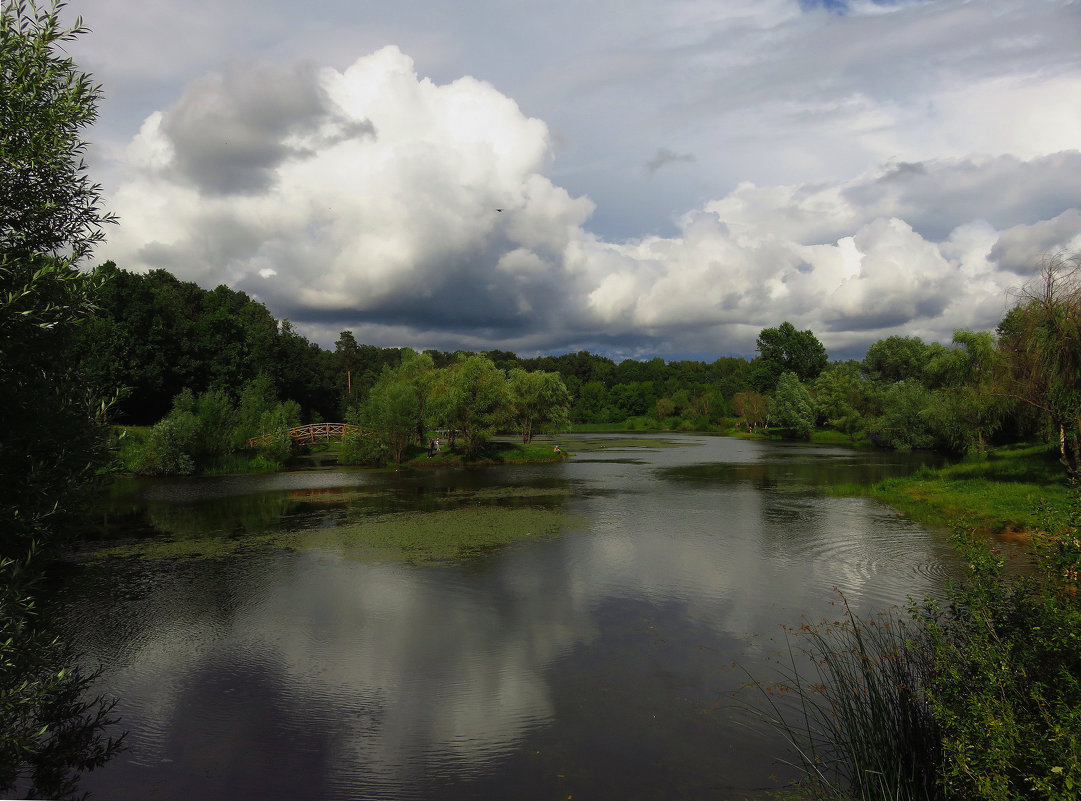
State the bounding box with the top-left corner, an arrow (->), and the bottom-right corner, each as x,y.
58,434 -> 962,800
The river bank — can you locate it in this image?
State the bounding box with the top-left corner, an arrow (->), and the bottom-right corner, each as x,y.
831,442 -> 1074,535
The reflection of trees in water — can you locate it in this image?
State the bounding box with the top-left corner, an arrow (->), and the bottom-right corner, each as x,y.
144,492 -> 293,541
658,450 -> 941,492
117,484 -> 576,544
1,559 -> 125,799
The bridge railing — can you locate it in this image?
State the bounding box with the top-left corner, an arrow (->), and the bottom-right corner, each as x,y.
247,422 -> 369,449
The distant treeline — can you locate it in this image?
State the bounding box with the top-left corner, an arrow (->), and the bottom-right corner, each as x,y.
79,255 -> 1081,483
76,262 -> 757,425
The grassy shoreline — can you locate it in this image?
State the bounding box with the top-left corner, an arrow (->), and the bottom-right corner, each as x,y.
831,443 -> 1073,535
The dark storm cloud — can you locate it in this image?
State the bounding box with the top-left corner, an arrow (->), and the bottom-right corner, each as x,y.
160,61 -> 374,195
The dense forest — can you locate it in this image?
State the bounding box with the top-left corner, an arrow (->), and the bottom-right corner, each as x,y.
77,254 -> 1081,482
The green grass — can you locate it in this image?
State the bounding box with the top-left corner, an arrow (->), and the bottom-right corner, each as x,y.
832,443 -> 1072,534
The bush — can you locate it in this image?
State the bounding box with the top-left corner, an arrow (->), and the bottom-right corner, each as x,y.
339,430 -> 387,466
135,412 -> 198,475
246,454 -> 281,473
255,401 -> 300,464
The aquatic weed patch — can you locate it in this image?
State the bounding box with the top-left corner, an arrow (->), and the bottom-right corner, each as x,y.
89,504 -> 575,565
281,506 -> 573,563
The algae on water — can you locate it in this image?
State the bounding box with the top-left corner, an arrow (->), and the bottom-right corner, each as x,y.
91,503 -> 575,565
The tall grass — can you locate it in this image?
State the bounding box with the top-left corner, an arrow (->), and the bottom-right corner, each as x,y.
746,596 -> 941,801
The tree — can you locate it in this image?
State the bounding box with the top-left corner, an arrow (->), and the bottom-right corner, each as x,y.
0,2 -> 123,793
924,330 -> 1008,455
771,372 -> 815,439
862,335 -> 937,385
507,369 -> 571,444
752,322 -> 828,392
997,253 -> 1081,481
813,362 -> 864,438
866,380 -> 936,451
332,330 -> 362,410
395,349 -> 437,446
431,355 -> 510,458
733,391 -> 769,432
360,373 -> 422,466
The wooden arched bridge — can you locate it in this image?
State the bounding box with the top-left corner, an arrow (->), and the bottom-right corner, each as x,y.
247,422 -> 373,448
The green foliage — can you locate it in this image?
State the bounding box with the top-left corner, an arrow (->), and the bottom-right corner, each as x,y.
431,354 -> 510,458
924,330 -> 1008,455
339,429 -> 387,466
0,0 -> 112,560
129,381 -> 306,474
0,552 -> 124,798
359,372 -> 421,465
350,350 -> 435,465
733,391 -> 769,432
866,380 -> 936,451
0,1 -> 113,262
73,265 -> 339,423
920,519 -> 1081,801
754,495 -> 1081,801
997,254 -> 1081,482
772,371 -> 815,439
752,321 -> 829,393
813,362 -> 864,437
862,335 -> 939,384
508,368 -> 571,443
0,2 -> 124,793
256,400 -> 300,463
235,374 -> 279,448
135,391 -> 200,475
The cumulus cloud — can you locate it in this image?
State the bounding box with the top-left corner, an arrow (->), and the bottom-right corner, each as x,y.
101,43 -> 1081,360
160,61 -> 375,195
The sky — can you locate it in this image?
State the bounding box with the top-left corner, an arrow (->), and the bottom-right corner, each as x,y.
68,0 -> 1081,361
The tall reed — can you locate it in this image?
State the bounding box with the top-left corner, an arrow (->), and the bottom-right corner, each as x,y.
745,595 -> 942,801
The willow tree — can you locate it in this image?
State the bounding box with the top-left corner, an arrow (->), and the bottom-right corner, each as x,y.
1,1 -> 124,794
997,253 -> 1081,482
431,355 -> 510,458
508,368 -> 570,444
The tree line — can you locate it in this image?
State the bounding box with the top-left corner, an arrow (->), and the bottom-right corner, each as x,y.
77,253 -> 1081,483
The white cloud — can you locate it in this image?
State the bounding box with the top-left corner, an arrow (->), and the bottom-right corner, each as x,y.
95,1 -> 1081,359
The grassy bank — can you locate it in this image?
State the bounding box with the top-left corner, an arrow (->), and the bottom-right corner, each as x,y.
832,443 -> 1072,534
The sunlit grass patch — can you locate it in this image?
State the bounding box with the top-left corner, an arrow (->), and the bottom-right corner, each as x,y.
831,443 -> 1071,534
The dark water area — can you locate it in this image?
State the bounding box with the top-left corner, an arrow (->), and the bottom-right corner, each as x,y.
56,435 -> 969,800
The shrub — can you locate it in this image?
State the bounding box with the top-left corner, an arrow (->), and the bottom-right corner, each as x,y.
339,430 -> 387,466
135,412 -> 198,475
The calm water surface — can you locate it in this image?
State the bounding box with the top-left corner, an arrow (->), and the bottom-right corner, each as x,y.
59,435 -> 962,800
